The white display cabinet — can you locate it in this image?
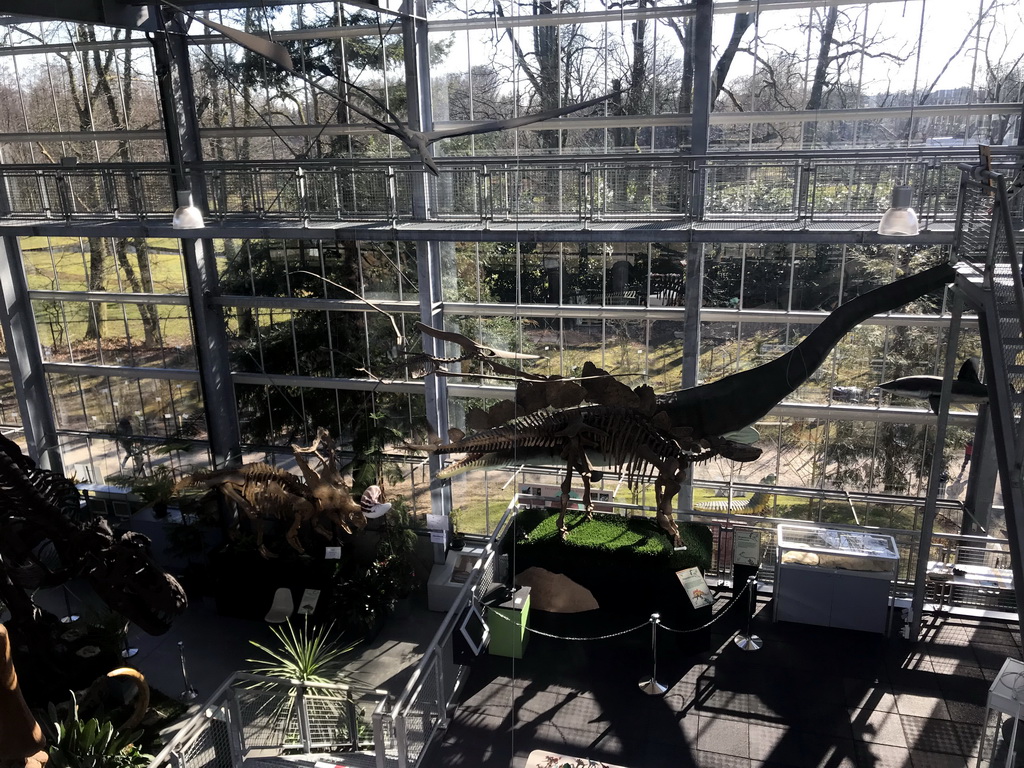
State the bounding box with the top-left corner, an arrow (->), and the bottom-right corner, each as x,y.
978,657 -> 1024,767
774,524 -> 899,634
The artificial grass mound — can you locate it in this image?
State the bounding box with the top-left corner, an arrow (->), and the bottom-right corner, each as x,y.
504,507 -> 713,632
508,506 -> 711,571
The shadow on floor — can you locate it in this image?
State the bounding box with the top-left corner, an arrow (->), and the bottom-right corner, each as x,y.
425,597 -> 1018,768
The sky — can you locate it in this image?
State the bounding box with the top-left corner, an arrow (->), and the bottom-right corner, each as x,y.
429,0 -> 1024,104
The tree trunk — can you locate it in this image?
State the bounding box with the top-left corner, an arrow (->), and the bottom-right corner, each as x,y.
84,236 -> 110,340
802,6 -> 839,146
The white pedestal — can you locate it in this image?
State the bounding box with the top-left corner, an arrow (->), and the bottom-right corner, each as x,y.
978,657 -> 1024,767
426,546 -> 486,612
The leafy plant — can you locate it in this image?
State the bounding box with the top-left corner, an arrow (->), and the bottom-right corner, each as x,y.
332,559 -> 407,638
331,507 -> 422,637
106,465 -> 179,516
246,617 -> 358,684
43,693 -> 151,768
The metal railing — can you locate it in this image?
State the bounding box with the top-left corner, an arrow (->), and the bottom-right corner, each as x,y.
147,490 -> 1016,768
0,149 -> 1002,228
148,673 -> 391,768
378,497 -> 517,768
686,509 -> 1014,614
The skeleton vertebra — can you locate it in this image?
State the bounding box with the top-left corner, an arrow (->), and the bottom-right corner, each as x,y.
428,263 -> 956,541
0,436 -> 186,637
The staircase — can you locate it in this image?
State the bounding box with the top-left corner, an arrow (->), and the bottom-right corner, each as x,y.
952,154 -> 1024,617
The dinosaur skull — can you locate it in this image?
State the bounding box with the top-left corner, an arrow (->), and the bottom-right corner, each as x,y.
312,484 -> 366,533
79,522 -> 187,636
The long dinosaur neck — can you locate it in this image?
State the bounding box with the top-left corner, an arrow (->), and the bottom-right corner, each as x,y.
661,262 -> 955,434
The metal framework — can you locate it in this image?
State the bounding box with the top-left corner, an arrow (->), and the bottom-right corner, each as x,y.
0,0 -> 1016,556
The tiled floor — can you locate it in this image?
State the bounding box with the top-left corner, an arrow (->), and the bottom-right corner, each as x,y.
33,577 -> 1021,768
425,598 -> 1021,768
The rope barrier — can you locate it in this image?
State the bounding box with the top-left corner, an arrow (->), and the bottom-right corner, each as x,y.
483,577 -> 756,640
658,579 -> 753,634
489,611 -> 650,641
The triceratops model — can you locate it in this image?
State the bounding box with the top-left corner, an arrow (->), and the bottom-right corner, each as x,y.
0,436 -> 187,637
177,429 -> 372,558
425,263 -> 956,542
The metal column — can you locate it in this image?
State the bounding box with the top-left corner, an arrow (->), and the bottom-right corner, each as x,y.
152,11 -> 241,470
678,0 -> 713,512
0,235 -> 61,471
909,289 -> 964,641
403,0 -> 453,539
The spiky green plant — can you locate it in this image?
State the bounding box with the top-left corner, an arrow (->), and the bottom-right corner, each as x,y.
42,693 -> 151,768
246,617 -> 358,684
245,618 -> 364,748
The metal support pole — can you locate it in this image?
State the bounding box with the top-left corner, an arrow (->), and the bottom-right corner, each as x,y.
910,289 -> 964,641
178,640 -> 199,702
296,684 -> 313,752
677,0 -> 712,519
733,576 -> 763,651
0,233 -> 62,472
152,12 -> 240,471
638,613 -> 666,695
121,621 -> 138,659
60,584 -> 79,624
403,0 -> 453,560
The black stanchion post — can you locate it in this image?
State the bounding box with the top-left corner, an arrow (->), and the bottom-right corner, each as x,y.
733,576 -> 763,651
178,640 -> 199,702
121,621 -> 138,659
60,584 -> 79,624
639,613 -> 667,695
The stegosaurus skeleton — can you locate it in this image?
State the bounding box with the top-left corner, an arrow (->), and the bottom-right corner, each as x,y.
423,263 -> 956,542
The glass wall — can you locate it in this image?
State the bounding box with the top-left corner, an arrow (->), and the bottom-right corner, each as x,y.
0,1 -> 1008,536
0,323 -> 19,429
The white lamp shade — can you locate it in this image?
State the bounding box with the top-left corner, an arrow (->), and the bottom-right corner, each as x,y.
172,190 -> 205,230
877,186 -> 919,236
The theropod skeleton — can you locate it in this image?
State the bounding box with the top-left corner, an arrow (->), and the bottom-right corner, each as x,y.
0,436 -> 187,637
427,263 -> 956,541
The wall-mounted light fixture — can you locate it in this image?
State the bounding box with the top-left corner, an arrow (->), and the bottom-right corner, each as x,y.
171,190 -> 205,230
877,185 -> 919,236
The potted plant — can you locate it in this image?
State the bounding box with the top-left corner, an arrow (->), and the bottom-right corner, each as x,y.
246,617 -> 358,685
246,617 -> 363,749
42,693 -> 151,768
448,508 -> 465,551
331,503 -> 421,638
106,465 -> 178,519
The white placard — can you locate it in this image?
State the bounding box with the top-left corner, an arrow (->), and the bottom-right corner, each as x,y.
298,589 -> 320,615
675,567 -> 714,609
733,530 -> 762,566
426,513 -> 447,531
430,530 -> 447,545
324,546 -> 342,560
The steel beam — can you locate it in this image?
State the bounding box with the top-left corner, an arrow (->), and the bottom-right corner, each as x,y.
0,218 -> 960,246
403,0 -> 452,531
0,235 -> 61,470
0,0 -> 155,29
909,288 -> 962,641
152,10 -> 241,469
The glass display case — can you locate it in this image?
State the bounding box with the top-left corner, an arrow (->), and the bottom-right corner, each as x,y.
774,524 -> 900,634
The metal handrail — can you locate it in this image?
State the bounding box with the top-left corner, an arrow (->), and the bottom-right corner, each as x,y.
0,149 -> 1007,226
147,672 -> 390,768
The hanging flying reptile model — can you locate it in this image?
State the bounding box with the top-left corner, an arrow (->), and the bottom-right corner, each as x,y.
414,264 -> 958,544
163,2 -> 619,175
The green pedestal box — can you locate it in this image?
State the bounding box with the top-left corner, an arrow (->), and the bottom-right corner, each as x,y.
485,586 -> 531,658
